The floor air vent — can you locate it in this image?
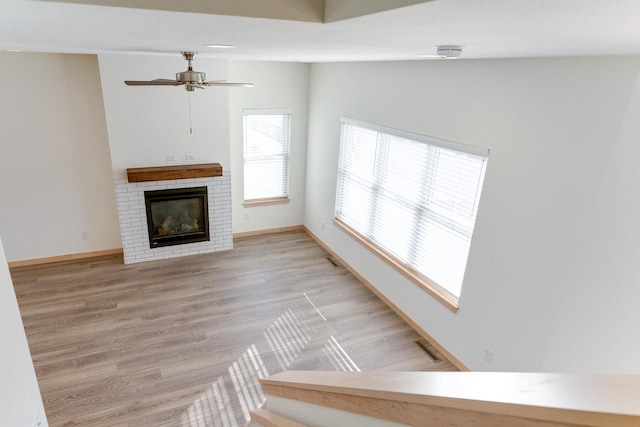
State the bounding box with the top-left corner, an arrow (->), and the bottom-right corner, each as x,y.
416,340 -> 442,362
326,257 -> 339,267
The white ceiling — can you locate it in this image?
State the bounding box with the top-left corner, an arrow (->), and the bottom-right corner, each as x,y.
3,0 -> 640,62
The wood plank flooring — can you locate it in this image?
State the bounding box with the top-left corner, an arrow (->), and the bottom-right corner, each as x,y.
11,231 -> 457,427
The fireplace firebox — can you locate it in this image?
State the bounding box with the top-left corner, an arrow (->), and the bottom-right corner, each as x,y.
144,187 -> 209,248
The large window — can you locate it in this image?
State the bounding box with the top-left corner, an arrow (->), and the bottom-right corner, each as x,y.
243,110 -> 291,205
335,118 -> 488,310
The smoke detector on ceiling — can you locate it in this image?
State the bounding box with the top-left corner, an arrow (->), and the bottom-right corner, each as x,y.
419,45 -> 465,59
436,45 -> 464,58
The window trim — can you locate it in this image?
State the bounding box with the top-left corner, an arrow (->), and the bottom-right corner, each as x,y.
243,196 -> 290,208
334,118 -> 489,312
334,218 -> 459,313
243,109 -> 291,203
341,117 -> 489,158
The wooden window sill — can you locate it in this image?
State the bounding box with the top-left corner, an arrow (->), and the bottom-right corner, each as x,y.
243,197 -> 290,208
334,218 -> 459,313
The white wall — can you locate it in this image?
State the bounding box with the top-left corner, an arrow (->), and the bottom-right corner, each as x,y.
304,57 -> 640,373
542,64 -> 640,373
0,53 -> 121,262
98,54 -> 232,179
0,237 -> 48,426
229,61 -> 309,233
266,395 -> 406,427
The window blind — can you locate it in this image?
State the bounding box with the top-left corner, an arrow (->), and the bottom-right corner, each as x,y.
243,110 -> 291,201
335,118 -> 488,298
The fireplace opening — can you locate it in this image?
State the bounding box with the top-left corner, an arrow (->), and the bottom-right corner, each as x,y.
144,187 -> 209,248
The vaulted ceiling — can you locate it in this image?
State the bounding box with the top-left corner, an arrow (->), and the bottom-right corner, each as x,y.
3,0 -> 640,62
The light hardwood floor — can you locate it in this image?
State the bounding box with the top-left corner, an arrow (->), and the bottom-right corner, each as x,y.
11,231 -> 456,427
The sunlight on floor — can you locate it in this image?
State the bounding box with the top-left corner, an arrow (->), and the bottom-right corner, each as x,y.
264,306 -> 315,371
181,293 -> 359,426
324,335 -> 360,372
181,377 -> 238,427
229,344 -> 269,422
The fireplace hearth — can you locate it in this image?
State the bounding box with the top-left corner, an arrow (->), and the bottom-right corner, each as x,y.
144,187 -> 209,248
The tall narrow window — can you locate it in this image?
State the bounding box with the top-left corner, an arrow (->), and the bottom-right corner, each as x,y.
243,109 -> 291,205
335,118 -> 489,310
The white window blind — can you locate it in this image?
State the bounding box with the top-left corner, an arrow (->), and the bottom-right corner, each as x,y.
335,118 -> 488,299
243,110 -> 291,201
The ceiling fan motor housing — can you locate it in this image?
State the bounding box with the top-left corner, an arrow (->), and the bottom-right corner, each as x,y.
176,70 -> 206,84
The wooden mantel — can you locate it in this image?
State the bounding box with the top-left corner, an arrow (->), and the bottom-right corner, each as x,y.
126,163 -> 222,183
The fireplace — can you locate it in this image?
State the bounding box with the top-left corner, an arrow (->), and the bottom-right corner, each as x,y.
115,163 -> 231,264
144,187 -> 209,248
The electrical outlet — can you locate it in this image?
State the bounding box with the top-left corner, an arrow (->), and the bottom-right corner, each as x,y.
483,348 -> 495,364
186,153 -> 196,161
321,221 -> 326,230
81,231 -> 89,240
166,154 -> 177,161
32,407 -> 45,427
244,213 -> 250,221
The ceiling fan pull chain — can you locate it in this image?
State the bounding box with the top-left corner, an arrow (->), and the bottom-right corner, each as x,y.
188,91 -> 193,134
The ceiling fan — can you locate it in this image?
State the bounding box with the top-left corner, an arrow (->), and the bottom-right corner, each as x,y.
124,52 -> 254,91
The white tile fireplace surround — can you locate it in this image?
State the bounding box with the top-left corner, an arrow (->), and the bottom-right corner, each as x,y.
114,173 -> 232,264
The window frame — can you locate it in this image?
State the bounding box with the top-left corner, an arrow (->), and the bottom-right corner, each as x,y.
334,117 -> 489,312
242,109 -> 292,206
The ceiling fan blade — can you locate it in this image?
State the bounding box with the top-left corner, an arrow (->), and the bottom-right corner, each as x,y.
124,79 -> 181,86
203,81 -> 255,88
